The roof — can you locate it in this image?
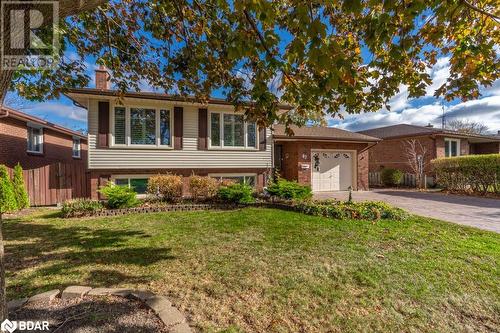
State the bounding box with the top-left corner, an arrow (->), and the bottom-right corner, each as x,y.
358,124 -> 500,142
65,88 -> 294,110
273,124 -> 380,142
0,106 -> 87,140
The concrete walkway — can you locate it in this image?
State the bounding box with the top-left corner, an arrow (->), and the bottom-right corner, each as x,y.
314,189 -> 500,233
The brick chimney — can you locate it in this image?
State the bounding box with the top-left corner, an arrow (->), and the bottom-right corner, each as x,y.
95,65 -> 111,90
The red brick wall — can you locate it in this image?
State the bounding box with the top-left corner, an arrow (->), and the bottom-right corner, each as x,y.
278,141 -> 372,191
0,116 -> 88,169
89,168 -> 268,199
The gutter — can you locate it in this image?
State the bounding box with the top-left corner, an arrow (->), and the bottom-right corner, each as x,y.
359,141 -> 379,154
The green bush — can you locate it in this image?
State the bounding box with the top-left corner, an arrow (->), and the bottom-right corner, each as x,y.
432,154 -> 500,194
0,165 -> 17,216
61,198 -> 104,218
147,174 -> 183,202
12,163 -> 29,209
294,200 -> 409,221
267,179 -> 312,200
98,183 -> 138,209
218,183 -> 255,204
381,168 -> 403,186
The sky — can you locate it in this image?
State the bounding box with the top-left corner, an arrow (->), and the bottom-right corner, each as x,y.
4,44 -> 500,135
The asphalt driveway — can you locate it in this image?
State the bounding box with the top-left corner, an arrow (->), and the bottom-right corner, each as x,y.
314,189 -> 500,233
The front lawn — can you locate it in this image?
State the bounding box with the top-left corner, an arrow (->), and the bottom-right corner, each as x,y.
4,208 -> 500,332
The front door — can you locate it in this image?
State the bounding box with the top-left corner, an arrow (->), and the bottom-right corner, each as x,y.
311,151 -> 353,191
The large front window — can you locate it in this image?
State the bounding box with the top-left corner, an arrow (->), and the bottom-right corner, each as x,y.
445,138 -> 460,157
112,106 -> 172,147
209,112 -> 257,149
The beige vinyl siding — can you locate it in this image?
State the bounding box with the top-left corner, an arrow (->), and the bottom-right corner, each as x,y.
87,99 -> 272,169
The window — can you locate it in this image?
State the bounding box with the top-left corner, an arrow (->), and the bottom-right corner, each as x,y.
27,126 -> 43,153
209,174 -> 257,187
72,138 -> 81,158
445,138 -> 460,157
113,177 -> 149,194
112,106 -> 172,147
114,107 -> 126,145
209,112 -> 258,149
131,108 -> 156,145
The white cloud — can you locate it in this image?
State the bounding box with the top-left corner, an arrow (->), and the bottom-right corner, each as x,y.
25,102 -> 87,123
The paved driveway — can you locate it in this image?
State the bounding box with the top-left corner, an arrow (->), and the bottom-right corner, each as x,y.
314,189 -> 500,233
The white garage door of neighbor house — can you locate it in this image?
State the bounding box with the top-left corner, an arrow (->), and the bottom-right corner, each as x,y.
311,151 -> 353,191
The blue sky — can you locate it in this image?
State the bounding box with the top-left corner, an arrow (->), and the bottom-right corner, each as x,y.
5,44 -> 500,135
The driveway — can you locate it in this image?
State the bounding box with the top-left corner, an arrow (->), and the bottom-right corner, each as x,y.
314,189 -> 500,233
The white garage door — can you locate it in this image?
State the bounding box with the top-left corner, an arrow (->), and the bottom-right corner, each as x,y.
311,151 -> 353,192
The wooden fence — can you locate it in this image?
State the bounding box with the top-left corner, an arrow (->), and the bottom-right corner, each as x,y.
7,163 -> 90,206
369,171 -> 434,188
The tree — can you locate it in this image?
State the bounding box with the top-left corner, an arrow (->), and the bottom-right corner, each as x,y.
447,119 -> 489,135
12,164 -> 29,210
403,139 -> 429,189
0,165 -> 17,320
7,0 -> 500,129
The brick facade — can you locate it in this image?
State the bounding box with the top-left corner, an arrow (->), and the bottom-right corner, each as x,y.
0,115 -> 87,169
276,141 -> 372,191
89,168 -> 269,199
470,142 -> 500,154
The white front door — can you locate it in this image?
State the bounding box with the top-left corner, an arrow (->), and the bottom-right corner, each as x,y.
311,151 -> 353,192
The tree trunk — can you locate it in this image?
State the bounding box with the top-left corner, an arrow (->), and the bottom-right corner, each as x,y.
0,214 -> 6,321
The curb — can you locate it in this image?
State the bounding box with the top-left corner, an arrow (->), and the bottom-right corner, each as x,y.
7,286 -> 193,332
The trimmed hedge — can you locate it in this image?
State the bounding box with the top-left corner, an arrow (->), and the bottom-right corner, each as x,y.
267,179 -> 312,200
381,168 -> 403,186
432,154 -> 499,194
218,183 -> 255,204
62,198 -> 105,218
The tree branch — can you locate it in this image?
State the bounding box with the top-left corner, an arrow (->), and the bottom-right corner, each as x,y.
461,0 -> 500,21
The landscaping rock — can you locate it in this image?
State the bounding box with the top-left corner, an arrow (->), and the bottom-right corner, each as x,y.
170,322 -> 193,333
145,295 -> 172,314
7,297 -> 28,312
87,287 -> 115,296
157,306 -> 185,327
61,286 -> 92,300
130,290 -> 156,301
28,289 -> 60,303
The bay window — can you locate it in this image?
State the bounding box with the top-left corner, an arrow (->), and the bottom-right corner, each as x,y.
112,106 -> 172,148
444,138 -> 460,157
209,112 -> 258,149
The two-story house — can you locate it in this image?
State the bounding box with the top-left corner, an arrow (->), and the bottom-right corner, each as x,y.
65,67 -> 380,198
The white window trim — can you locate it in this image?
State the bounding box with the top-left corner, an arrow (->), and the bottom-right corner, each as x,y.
207,111 -> 259,150
208,173 -> 257,186
110,103 -> 174,149
72,137 -> 81,158
27,125 -> 44,154
444,138 -> 461,157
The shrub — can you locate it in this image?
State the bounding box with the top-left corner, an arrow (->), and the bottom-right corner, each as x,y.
189,175 -> 219,201
147,174 -> 183,202
432,154 -> 500,194
218,183 -> 254,204
381,168 -> 403,186
0,165 -> 17,216
294,200 -> 409,221
12,163 -> 29,209
98,183 -> 138,209
61,198 -> 104,218
267,179 -> 312,200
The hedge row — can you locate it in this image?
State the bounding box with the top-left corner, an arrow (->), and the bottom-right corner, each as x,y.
431,154 -> 500,194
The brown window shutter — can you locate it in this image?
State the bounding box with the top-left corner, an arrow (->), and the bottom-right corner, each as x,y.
174,106 -> 183,150
259,127 -> 266,151
98,101 -> 110,148
198,108 -> 208,150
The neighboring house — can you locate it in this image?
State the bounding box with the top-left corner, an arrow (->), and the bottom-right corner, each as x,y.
358,124 -> 500,174
65,67 -> 379,197
0,106 -> 87,169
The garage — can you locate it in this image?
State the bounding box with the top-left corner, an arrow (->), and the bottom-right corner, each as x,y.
311,150 -> 354,192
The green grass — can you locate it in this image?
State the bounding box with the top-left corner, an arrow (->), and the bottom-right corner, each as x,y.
4,208 -> 500,332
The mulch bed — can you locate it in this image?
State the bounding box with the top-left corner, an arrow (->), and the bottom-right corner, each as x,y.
10,295 -> 168,333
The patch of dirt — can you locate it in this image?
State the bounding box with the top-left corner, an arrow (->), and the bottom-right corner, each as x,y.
10,295 -> 168,333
